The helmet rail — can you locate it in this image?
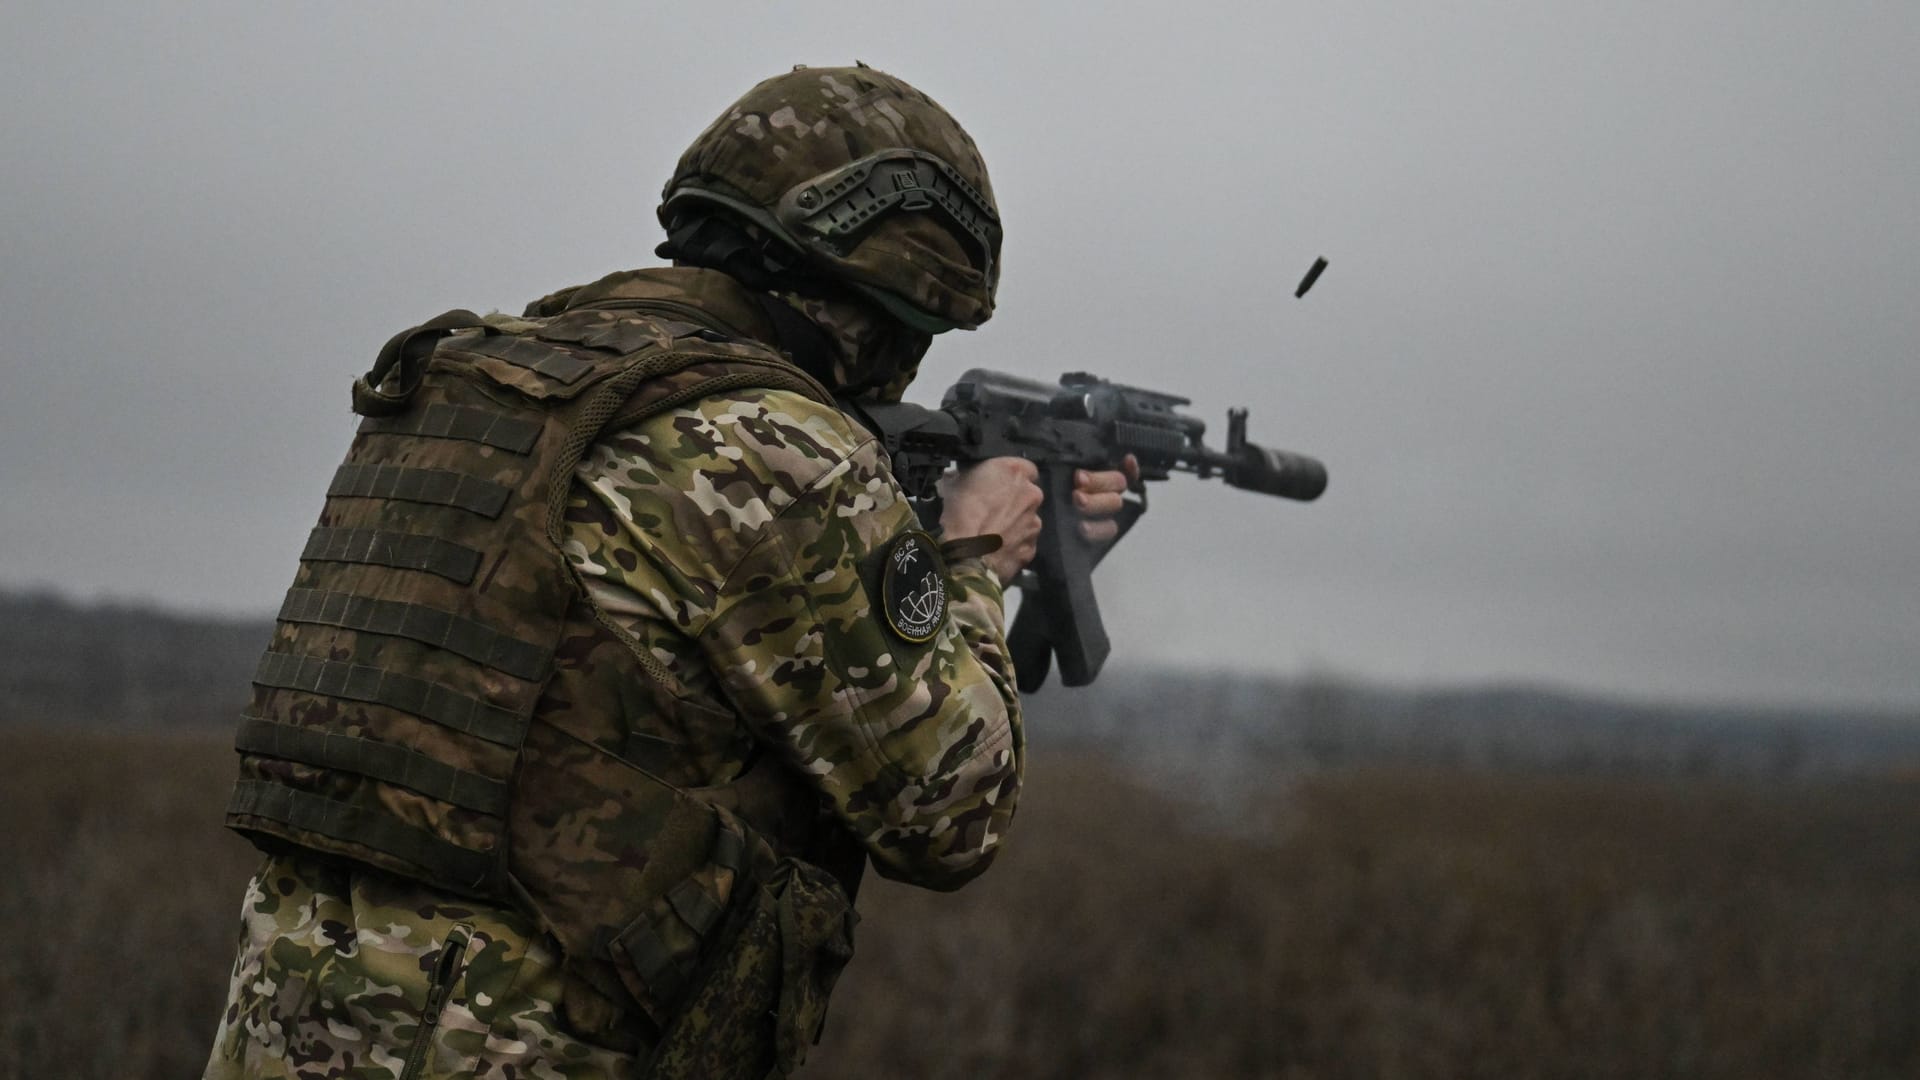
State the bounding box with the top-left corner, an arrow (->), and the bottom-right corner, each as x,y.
776,150 -> 1000,279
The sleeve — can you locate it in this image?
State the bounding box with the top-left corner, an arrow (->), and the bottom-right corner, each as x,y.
567,388 -> 1024,890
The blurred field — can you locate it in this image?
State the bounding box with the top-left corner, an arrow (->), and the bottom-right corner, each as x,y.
3,728 -> 1918,1079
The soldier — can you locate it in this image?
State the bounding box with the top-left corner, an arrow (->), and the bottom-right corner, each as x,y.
203,64 -> 1135,1079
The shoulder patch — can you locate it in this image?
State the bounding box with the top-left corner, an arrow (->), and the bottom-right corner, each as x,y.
880,531 -> 949,643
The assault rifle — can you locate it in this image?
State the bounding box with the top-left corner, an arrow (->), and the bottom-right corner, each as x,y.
843,370 -> 1326,692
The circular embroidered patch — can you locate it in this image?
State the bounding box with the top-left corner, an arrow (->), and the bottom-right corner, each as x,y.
881,531 -> 950,643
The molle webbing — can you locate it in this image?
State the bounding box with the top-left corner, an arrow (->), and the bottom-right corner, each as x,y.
277,588 -> 549,681
532,312 -> 711,354
229,780 -> 496,890
328,463 -> 512,519
253,651 -> 529,747
234,717 -> 509,815
460,335 -> 597,385
300,526 -> 485,584
612,827 -> 747,1001
358,403 -> 543,454
231,306 -> 829,907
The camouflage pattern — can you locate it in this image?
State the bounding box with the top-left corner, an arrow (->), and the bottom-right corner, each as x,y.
228,300 -> 825,901
563,373 -> 1023,890
770,287 -> 931,403
661,64 -> 1001,331
647,861 -> 855,1079
204,853 -> 638,1079
526,264 -> 934,405
210,266 -> 1025,1077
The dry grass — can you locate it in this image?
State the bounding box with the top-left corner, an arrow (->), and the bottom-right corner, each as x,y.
826,762 -> 1920,1079
0,729 -> 261,1079
3,729 -> 1916,1079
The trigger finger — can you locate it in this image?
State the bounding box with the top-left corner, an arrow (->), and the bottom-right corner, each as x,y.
1079,519 -> 1119,543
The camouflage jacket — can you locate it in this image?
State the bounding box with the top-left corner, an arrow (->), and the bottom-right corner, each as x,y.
205,267 -> 1024,1079
551,267 -> 1023,887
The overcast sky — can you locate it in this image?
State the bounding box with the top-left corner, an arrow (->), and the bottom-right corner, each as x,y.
2,2 -> 1915,709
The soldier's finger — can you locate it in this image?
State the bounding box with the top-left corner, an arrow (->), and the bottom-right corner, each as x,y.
1073,490 -> 1126,516
1122,454 -> 1141,487
1073,468 -> 1130,495
1001,457 -> 1040,481
1080,519 -> 1119,543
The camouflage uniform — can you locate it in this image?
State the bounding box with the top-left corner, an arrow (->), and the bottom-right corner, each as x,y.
206,853 -> 634,1080
206,273 -> 1020,1078
208,65 -> 1014,1079
554,274 -> 1022,887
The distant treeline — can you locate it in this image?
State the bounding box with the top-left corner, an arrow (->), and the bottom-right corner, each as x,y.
0,590 -> 267,729
4,589 -> 1918,778
1029,671 -> 1920,781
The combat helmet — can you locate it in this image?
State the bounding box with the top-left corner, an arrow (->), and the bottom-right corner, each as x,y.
659,64 -> 1002,333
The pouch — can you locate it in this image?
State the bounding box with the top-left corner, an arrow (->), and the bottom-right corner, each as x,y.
644,858 -> 857,1079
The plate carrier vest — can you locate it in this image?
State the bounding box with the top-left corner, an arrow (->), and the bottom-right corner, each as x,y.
226,304 -> 855,1054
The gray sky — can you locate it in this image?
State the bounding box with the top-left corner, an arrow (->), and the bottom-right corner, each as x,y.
3,2 -> 1916,708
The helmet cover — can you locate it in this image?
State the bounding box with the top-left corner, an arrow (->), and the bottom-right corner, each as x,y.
660,65 -> 1001,332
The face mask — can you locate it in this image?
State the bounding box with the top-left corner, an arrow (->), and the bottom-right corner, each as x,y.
772,289 -> 933,403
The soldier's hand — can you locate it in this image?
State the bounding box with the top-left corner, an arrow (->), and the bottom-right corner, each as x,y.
1074,454 -> 1140,544
939,457 -> 1043,584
